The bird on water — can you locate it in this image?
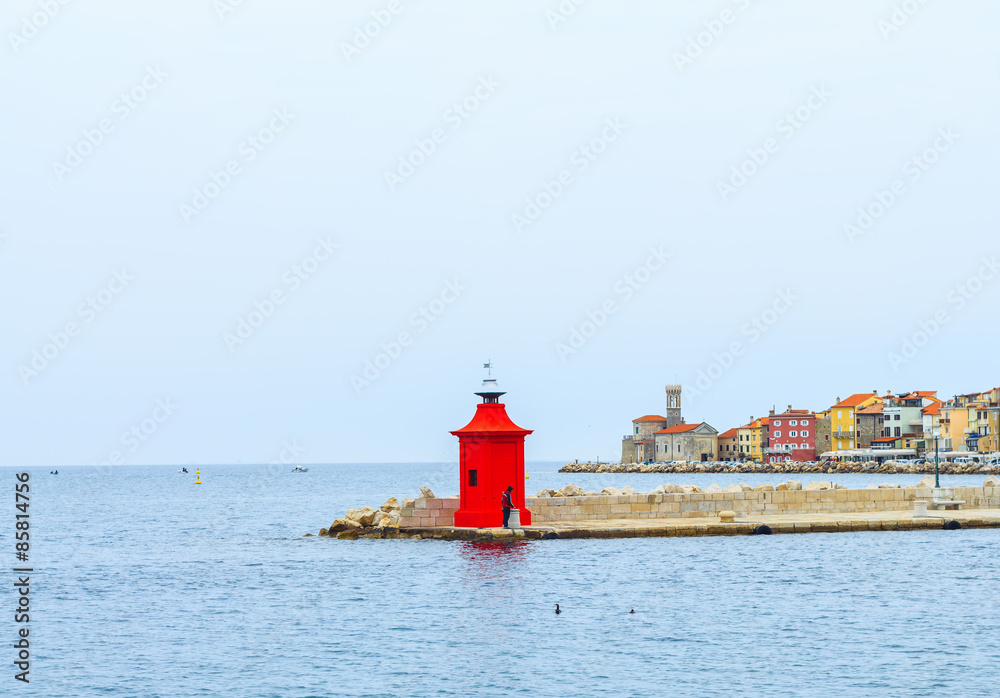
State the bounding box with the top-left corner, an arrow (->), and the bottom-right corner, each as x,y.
554,604 -> 561,614
629,609 -> 635,614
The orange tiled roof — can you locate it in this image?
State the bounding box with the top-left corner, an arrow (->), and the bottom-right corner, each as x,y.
718,428 -> 739,439
922,404 -> 941,416
632,415 -> 667,423
833,393 -> 880,408
654,424 -> 698,435
857,403 -> 884,415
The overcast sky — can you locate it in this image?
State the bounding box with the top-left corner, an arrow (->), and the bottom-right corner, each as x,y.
2,1 -> 998,466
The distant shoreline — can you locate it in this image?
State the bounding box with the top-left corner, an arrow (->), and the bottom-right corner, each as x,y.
560,461 -> 1000,476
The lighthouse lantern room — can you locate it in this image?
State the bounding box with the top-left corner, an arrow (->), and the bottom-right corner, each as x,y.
451,374 -> 532,528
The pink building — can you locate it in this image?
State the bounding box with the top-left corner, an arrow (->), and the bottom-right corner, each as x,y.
765,407 -> 816,463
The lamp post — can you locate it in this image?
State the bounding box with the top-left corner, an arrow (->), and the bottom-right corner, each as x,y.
933,427 -> 940,489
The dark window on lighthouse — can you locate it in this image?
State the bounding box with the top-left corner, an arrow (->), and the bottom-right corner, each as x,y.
469,470 -> 478,487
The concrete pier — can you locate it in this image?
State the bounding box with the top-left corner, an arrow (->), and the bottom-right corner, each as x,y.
367,508 -> 1000,541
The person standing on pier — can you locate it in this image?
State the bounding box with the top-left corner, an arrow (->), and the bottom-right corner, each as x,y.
501,486 -> 514,528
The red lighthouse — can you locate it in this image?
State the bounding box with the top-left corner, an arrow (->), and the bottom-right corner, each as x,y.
451,375 -> 532,528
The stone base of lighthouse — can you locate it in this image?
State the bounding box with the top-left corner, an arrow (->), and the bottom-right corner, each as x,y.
454,507 -> 531,528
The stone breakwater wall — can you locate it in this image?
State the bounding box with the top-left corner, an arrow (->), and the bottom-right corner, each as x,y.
561,461 -> 1000,475
527,484 -> 1000,523
318,479 -> 1000,538
399,496 -> 460,528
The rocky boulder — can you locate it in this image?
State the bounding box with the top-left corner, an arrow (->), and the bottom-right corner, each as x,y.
601,486 -> 622,496
753,483 -> 774,492
381,497 -> 399,513
345,506 -> 378,527
680,485 -> 702,493
329,518 -> 361,534
559,483 -> 584,497
418,486 -> 435,499
401,497 -> 415,509
723,483 -> 744,493
985,476 -> 1000,487
620,485 -> 636,495
704,483 -> 723,493
804,481 -> 831,491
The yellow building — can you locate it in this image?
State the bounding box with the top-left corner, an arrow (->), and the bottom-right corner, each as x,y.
740,416 -> 769,461
829,393 -> 882,451
940,403 -> 970,452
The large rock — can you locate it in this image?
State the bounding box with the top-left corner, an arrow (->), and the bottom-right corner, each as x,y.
803,481 -> 831,491
723,483 -> 744,493
661,483 -> 681,494
785,480 -> 802,491
418,486 -> 435,499
381,497 -> 399,512
775,483 -> 788,491
680,485 -> 702,493
400,497 -> 416,509
345,506 -> 378,527
601,486 -> 622,496
328,518 -> 361,533
985,476 -> 1000,487
620,485 -> 636,495
753,483 -> 774,492
535,489 -> 552,497
704,483 -> 723,493
374,514 -> 394,529
915,476 -> 936,488
560,483 -> 584,497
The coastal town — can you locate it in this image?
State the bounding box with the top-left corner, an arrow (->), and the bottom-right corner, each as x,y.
619,385 -> 1000,465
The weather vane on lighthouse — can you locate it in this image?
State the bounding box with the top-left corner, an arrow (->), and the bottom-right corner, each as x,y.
483,360 -> 492,377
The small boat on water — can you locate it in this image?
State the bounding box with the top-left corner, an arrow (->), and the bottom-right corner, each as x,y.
292,466 -> 308,473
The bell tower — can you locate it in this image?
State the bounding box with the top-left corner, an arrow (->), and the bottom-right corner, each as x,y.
665,384 -> 682,428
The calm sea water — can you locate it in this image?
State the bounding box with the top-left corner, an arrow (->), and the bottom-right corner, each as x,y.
6,463 -> 999,697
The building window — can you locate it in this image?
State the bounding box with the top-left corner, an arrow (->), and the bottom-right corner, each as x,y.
894,427 -> 901,437
790,430 -> 797,437
838,411 -> 843,419
774,420 -> 781,426
773,431 -> 781,438
469,470 -> 477,487
838,441 -> 843,449
790,420 -> 797,426
894,414 -> 900,421
802,430 -> 809,437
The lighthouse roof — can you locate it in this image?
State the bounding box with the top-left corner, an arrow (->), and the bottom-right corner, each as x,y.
451,403 -> 533,436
